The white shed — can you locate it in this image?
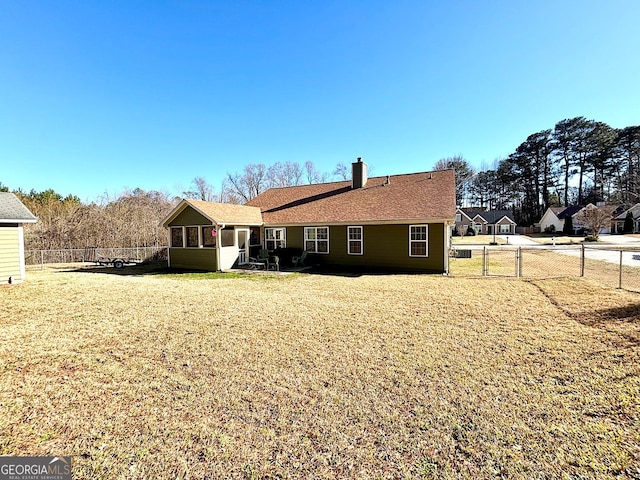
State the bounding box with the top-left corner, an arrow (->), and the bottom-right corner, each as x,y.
0,193 -> 37,284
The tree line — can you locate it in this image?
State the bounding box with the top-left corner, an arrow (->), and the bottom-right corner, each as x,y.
1,161 -> 347,250
8,116 -> 638,251
435,117 -> 640,226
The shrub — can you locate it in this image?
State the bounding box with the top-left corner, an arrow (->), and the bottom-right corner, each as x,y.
544,225 -> 556,234
466,226 -> 476,236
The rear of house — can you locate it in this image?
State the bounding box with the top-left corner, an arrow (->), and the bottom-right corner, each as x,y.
0,193 -> 38,284
247,160 -> 456,273
162,159 -> 456,273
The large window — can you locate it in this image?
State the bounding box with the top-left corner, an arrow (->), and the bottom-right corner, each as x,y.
499,224 -> 511,233
347,226 -> 363,255
409,225 -> 428,257
185,226 -> 199,247
265,228 -> 286,250
221,228 -> 235,247
304,226 -> 329,253
171,227 -> 184,247
202,226 -> 217,247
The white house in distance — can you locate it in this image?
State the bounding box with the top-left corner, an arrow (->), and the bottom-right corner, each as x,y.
0,193 -> 37,284
538,204 -> 625,234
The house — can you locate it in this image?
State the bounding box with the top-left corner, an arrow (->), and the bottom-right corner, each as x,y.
539,204 -> 625,234
162,159 -> 456,273
614,203 -> 640,233
455,208 -> 517,235
0,192 -> 38,284
537,205 -> 583,233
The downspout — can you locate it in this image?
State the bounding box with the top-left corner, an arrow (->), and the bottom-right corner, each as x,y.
444,221 -> 451,275
215,223 -> 226,271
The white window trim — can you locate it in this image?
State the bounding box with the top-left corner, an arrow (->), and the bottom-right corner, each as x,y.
265,227 -> 286,250
347,226 -> 363,255
409,224 -> 429,258
304,226 -> 330,254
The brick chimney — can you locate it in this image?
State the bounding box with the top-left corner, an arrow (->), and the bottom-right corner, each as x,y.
352,157 -> 368,189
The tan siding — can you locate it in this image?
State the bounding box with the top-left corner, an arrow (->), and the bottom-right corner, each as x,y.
0,226 -> 22,282
168,248 -> 217,271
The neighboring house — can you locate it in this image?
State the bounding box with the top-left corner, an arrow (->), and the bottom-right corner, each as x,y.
0,192 -> 38,284
614,203 -> 640,233
539,204 -> 625,234
455,208 -> 517,235
537,205 -> 583,233
162,159 -> 456,273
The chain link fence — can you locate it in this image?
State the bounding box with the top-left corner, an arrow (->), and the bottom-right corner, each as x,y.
25,246 -> 168,268
449,244 -> 640,292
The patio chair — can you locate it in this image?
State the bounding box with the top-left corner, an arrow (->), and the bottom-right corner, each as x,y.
248,249 -> 270,269
268,255 -> 280,271
291,250 -> 307,268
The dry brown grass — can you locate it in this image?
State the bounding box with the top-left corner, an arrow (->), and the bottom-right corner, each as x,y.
451,235 -> 508,245
1,264 -> 639,479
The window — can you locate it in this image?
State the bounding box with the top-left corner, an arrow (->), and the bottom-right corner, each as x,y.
304,226 -> 329,253
499,224 -> 511,233
265,228 -> 286,250
221,228 -> 235,247
409,225 -> 428,257
455,213 -> 462,222
186,226 -> 199,247
347,226 -> 363,255
202,226 -> 217,247
171,227 -> 184,247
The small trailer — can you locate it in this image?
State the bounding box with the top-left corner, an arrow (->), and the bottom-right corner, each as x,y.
95,255 -> 141,269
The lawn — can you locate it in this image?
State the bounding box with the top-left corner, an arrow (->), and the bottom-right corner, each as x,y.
1,265 -> 639,479
451,234 -> 508,245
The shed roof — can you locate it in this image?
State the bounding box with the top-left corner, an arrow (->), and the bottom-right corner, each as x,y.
0,193 -> 37,223
246,169 -> 456,225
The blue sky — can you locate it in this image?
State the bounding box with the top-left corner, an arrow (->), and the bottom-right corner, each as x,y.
1,0 -> 639,202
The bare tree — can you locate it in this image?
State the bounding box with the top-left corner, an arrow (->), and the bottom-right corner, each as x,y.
333,162 -> 350,181
225,163 -> 268,202
304,161 -> 327,184
576,205 -> 611,240
183,177 -> 216,201
267,161 -> 304,188
433,155 -> 476,207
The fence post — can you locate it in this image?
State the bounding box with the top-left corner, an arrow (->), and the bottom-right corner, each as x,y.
580,245 -> 585,277
483,246 -> 487,276
517,246 -> 522,277
619,250 -> 623,289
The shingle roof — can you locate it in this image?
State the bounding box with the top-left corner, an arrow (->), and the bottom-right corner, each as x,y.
246,170 -> 456,224
460,208 -> 515,224
557,205 -> 583,219
162,199 -> 263,227
0,193 -> 37,223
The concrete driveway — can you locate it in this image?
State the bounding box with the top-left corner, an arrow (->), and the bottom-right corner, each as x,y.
495,234 -> 640,267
